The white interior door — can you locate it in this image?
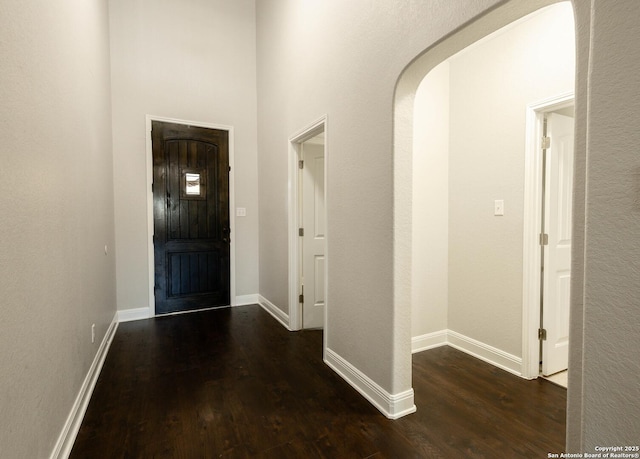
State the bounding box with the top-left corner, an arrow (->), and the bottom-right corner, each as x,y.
301,140 -> 325,329
542,112 -> 574,376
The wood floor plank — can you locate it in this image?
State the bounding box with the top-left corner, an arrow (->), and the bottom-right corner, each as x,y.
70,305 -> 565,458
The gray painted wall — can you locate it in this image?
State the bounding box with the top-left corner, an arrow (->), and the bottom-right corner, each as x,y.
257,0 -> 640,450
1,0 -> 639,455
109,0 -> 259,313
577,0 -> 640,449
0,0 -> 116,457
256,0 -> 501,393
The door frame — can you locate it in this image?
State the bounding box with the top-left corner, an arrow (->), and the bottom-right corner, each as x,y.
521,92 -> 574,378
145,115 -> 236,318
288,115 -> 328,336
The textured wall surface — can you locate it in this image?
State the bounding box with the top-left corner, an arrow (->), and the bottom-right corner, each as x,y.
0,0 -> 116,457
256,0 -> 502,393
580,0 -> 640,449
109,0 -> 259,312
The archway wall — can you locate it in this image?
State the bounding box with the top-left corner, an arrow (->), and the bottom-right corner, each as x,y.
257,0 -> 505,400
411,61 -> 451,339
396,0 -> 563,374
257,0 -> 640,446
396,0 -> 640,451
410,4 -> 575,357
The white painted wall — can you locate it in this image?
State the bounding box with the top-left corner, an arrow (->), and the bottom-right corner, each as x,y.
109,0 -> 259,313
411,4 -> 575,357
0,1 -> 116,457
447,4 -> 574,356
411,61 -> 450,337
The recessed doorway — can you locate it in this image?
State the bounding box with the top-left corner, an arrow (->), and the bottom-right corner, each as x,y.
288,117 -> 328,333
523,95 -> 575,383
403,1 -> 576,382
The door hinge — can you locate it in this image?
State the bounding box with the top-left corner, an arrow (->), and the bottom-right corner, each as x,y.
299,227 -> 304,237
299,160 -> 304,169
151,182 -> 154,193
299,293 -> 304,303
539,233 -> 549,246
542,136 -> 551,149
538,328 -> 547,340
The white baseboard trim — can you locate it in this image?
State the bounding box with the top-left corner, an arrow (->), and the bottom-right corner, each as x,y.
411,330 -> 448,353
116,296 -> 261,321
257,295 -> 291,330
117,307 -> 151,323
325,348 -> 416,420
50,313 -> 119,459
446,330 -> 522,376
233,294 -> 259,307
412,329 -> 522,376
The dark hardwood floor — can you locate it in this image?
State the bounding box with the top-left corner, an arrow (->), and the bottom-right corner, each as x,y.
70,305 -> 566,458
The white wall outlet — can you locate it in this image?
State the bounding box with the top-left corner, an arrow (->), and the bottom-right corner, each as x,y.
494,199 -> 505,216
236,207 -> 247,217
91,324 -> 95,343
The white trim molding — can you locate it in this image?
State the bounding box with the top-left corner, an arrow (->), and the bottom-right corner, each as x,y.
234,294 -> 259,307
117,307 -> 151,323
49,313 -> 119,459
117,294 -> 259,322
412,329 -> 523,376
258,295 -> 291,331
447,330 -> 522,376
325,348 -> 416,420
288,115 -> 328,333
521,92 -> 574,379
411,330 -> 448,353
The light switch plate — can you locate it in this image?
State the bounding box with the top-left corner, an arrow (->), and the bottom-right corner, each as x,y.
236,207 -> 247,217
494,200 -> 504,216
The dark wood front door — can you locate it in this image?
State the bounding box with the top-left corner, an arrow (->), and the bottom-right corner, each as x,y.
152,121 -> 230,315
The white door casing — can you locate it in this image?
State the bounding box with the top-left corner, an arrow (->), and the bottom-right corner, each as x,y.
542,112 -> 574,376
288,116 -> 327,334
301,140 -> 326,329
522,93 -> 574,379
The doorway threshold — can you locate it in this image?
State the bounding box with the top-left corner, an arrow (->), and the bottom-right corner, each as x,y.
542,370 -> 567,388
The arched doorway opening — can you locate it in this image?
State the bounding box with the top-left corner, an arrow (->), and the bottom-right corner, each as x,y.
394,0 -> 580,412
